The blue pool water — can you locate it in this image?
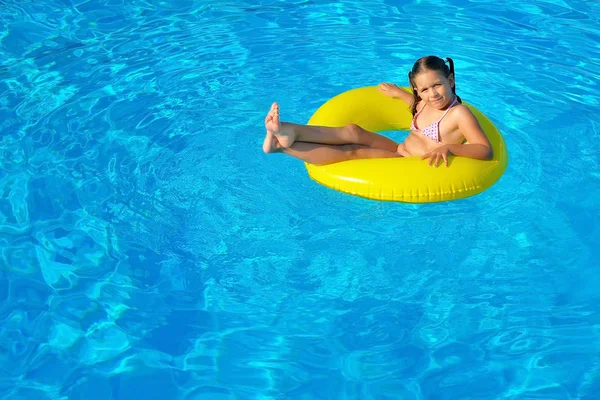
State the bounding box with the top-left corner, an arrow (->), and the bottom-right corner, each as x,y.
1,0 -> 599,399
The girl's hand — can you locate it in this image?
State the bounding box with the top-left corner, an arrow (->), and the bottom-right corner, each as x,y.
377,82 -> 402,97
421,145 -> 452,167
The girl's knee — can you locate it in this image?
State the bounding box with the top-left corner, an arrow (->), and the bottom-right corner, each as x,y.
345,123 -> 362,133
344,123 -> 363,141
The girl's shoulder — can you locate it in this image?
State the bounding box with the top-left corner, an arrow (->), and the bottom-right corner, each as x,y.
447,103 -> 479,126
449,103 -> 474,118
414,99 -> 426,111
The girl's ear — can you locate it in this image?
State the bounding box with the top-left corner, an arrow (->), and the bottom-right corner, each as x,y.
448,73 -> 455,88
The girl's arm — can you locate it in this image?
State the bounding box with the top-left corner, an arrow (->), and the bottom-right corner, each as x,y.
421,106 -> 493,167
377,83 -> 414,105
452,106 -> 493,160
444,142 -> 492,160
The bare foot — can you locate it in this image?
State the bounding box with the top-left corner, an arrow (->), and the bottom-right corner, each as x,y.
262,130 -> 283,153
264,102 -> 295,147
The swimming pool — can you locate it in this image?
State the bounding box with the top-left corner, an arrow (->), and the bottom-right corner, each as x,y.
1,0 -> 599,398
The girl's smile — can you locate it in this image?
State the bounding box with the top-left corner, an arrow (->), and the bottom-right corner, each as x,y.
413,70 -> 455,109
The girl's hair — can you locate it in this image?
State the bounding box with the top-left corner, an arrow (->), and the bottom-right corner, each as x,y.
408,56 -> 462,116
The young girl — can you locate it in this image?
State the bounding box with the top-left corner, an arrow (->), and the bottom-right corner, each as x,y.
262,56 -> 493,168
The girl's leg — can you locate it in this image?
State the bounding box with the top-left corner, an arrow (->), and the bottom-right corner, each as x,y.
263,131 -> 401,165
265,102 -> 398,152
284,142 -> 401,165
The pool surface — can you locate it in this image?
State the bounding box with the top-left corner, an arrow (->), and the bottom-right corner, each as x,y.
1,0 -> 599,399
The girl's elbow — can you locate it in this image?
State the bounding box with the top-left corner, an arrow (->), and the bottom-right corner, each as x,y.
483,145 -> 493,160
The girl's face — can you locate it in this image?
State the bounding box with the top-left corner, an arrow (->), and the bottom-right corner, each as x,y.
413,69 -> 455,109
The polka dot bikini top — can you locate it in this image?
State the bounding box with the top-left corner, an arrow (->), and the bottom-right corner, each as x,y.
410,97 -> 458,143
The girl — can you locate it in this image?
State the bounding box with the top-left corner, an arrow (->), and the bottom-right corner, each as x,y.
262,55 -> 492,168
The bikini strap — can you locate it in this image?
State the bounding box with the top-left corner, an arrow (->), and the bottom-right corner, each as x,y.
438,96 -> 458,122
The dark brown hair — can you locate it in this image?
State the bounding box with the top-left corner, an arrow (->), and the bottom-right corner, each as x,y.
408,56 -> 462,115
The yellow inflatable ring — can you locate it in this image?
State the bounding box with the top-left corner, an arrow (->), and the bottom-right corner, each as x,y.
305,86 -> 508,203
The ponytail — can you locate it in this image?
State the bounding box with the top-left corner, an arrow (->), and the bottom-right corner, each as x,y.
445,57 -> 462,104
408,71 -> 420,116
